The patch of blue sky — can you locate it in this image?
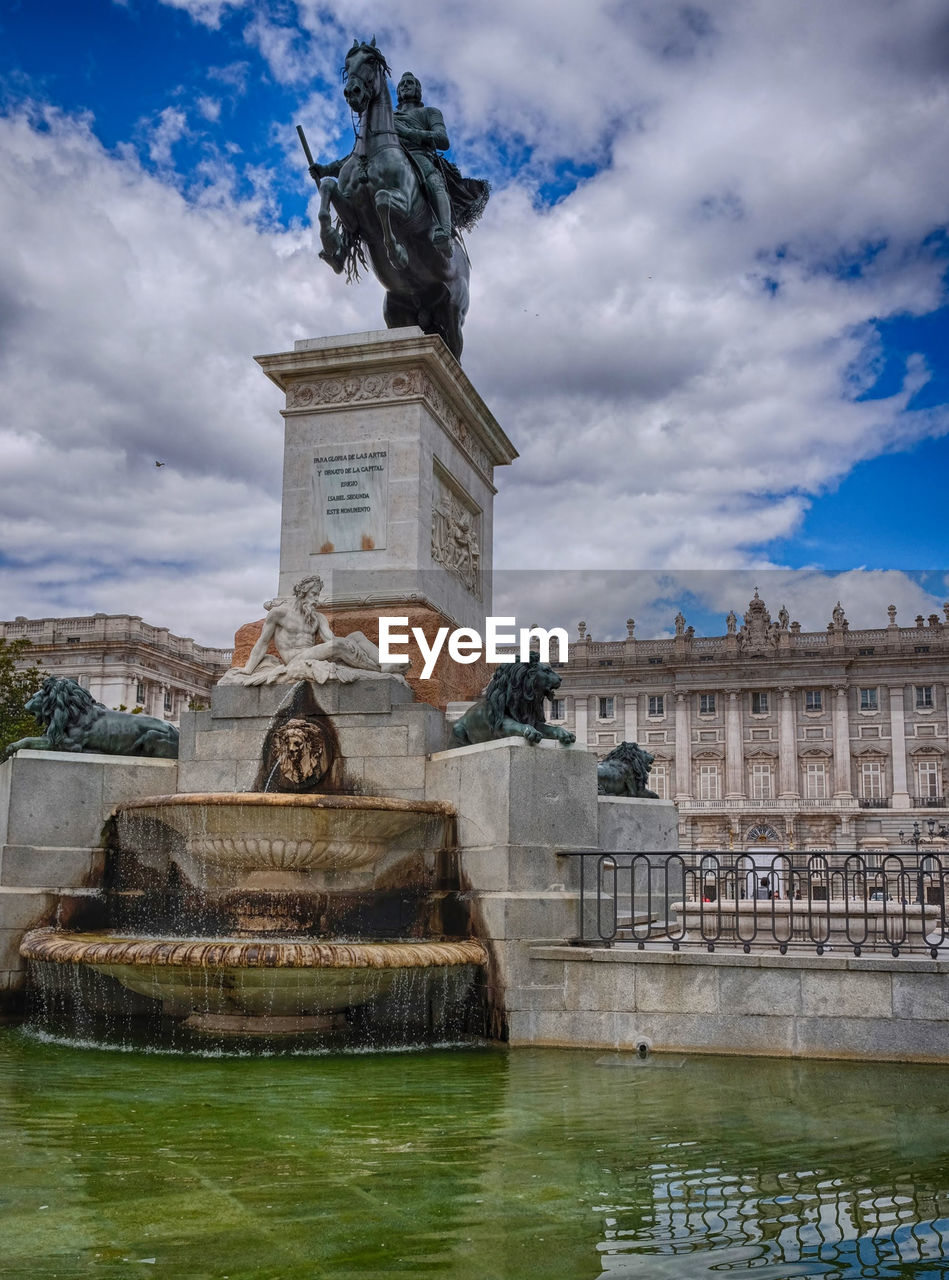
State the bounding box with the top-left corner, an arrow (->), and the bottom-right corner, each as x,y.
856,303 -> 949,409
0,1 -> 227,148
758,435 -> 949,570
535,158 -> 599,208
0,1 -> 324,222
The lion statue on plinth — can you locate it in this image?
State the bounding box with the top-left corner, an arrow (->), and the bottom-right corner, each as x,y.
2,677 -> 179,761
596,741 -> 659,798
451,652 -> 576,747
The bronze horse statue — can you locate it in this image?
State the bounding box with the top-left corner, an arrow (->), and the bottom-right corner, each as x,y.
303,40 -> 487,361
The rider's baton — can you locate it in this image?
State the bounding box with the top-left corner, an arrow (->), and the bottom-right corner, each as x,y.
296,125 -> 319,185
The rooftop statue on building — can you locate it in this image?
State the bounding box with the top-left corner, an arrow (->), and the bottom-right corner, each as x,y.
299,41 -> 490,361
220,576 -> 405,687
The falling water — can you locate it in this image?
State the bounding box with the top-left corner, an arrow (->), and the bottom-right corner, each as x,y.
21,794 -> 488,1053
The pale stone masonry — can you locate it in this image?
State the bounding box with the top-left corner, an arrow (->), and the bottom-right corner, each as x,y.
556,592 -> 949,853
0,614 -> 232,725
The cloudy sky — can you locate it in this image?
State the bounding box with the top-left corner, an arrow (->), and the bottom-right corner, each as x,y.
1,0 -> 948,646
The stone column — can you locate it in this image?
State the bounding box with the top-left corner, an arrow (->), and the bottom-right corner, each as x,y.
888,684 -> 911,808
725,691 -> 743,800
573,695 -> 589,750
623,694 -> 638,744
675,692 -> 692,801
778,687 -> 798,799
832,684 -> 853,799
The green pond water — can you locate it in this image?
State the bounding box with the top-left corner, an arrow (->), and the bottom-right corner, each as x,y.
2,1030 -> 948,1280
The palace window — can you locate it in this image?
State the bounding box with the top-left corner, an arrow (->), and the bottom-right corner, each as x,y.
648,695 -> 664,717
751,691 -> 769,715
860,760 -> 883,799
698,763 -> 720,800
699,693 -> 716,715
804,689 -> 823,713
804,761 -> 827,800
917,760 -> 941,798
598,696 -> 615,720
549,697 -> 565,721
751,762 -> 773,799
916,685 -> 934,710
859,687 -> 878,712
650,764 -> 668,800
135,682 -> 146,704
164,691 -> 174,714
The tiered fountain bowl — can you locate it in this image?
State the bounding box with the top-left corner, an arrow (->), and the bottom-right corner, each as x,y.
114,792 -> 458,888
21,793 -> 488,1044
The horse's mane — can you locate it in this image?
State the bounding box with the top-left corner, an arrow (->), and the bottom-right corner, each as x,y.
483,656 -> 552,732
342,41 -> 391,80
336,40 -> 392,281
35,677 -> 99,746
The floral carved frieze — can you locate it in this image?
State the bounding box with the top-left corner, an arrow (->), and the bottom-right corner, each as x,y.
286,371 -> 493,481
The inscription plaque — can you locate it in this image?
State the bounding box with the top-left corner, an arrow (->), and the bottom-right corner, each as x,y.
311,443 -> 388,553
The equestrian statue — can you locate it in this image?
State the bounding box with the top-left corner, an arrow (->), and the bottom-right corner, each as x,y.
298,40 -> 490,361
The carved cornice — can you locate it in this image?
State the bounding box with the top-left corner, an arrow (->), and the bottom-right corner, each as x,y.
285,367 -> 496,482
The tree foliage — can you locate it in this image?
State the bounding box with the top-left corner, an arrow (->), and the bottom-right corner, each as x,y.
0,639 -> 47,755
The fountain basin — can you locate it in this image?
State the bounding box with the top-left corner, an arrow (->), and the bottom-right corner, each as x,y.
21,928 -> 487,1027
115,793 -> 455,888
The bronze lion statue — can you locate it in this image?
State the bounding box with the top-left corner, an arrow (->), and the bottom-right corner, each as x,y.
596,741 -> 659,797
2,677 -> 179,761
452,652 -> 576,747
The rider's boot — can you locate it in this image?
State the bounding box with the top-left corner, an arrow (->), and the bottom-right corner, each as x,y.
428,179 -> 453,257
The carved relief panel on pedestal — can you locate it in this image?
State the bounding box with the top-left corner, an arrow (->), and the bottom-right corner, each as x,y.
431,464 -> 482,599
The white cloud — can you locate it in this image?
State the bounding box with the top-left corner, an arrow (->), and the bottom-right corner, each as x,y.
0,103 -> 377,643
145,105 -> 189,166
5,0 -> 949,643
149,0 -> 248,30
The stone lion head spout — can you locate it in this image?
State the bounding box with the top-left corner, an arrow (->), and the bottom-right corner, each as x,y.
451,652 -> 576,749
271,718 -> 331,787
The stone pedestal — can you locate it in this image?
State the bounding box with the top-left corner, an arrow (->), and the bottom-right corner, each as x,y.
250,328 -> 517,706
0,751 -> 178,1013
178,677 -> 448,799
597,796 -> 682,926
426,737 -> 598,1036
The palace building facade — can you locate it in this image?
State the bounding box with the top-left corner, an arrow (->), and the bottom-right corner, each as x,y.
553,592 -> 949,853
1,614 -> 232,725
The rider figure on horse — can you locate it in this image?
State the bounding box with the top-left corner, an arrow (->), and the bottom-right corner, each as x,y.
393,72 -> 453,256
302,41 -> 490,360
308,70 -> 488,260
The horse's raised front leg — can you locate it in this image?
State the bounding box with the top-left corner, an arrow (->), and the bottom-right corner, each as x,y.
374,188 -> 409,271
317,179 -> 348,275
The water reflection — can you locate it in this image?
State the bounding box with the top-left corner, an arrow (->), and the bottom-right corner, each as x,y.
1,1034 -> 948,1279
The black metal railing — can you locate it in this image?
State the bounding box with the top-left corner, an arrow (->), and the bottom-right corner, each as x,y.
564,850 -> 948,957
913,795 -> 948,808
858,796 -> 891,808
